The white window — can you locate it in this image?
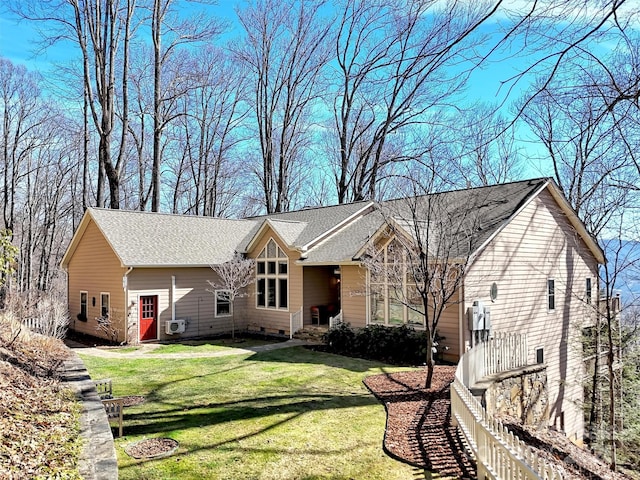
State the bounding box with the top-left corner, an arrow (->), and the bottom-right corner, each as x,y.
101,292 -> 110,318
585,278 -> 592,304
256,239 -> 288,310
215,290 -> 232,317
547,279 -> 555,311
79,291 -> 88,321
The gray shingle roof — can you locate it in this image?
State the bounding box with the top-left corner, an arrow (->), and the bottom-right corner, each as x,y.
73,178 -> 579,268
247,201 -> 372,248
88,208 -> 258,266
377,178 -> 549,258
302,178 -> 549,263
301,210 -> 385,263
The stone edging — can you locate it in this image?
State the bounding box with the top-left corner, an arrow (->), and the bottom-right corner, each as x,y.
60,350 -> 118,480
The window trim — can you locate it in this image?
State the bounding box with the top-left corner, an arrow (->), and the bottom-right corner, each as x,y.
79,291 -> 88,321
256,238 -> 289,310
214,290 -> 233,318
585,277 -> 592,305
547,279 -> 555,311
100,292 -> 110,318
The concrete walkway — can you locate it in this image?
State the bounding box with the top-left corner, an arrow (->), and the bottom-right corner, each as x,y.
66,338 -> 312,359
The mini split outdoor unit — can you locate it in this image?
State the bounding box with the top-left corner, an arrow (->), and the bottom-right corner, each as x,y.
165,319 -> 186,334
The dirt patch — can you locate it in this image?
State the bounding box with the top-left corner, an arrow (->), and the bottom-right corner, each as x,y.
125,438 -> 179,459
499,416 -> 632,480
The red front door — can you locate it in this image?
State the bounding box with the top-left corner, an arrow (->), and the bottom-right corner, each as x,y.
140,295 -> 158,341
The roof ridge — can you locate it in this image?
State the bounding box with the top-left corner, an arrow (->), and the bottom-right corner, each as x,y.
379,177 -> 550,205
247,199 -> 373,219
89,207 -> 252,222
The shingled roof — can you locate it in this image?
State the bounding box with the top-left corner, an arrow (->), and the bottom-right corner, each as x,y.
61,178 -> 605,268
64,208 -> 258,267
247,201 -> 373,249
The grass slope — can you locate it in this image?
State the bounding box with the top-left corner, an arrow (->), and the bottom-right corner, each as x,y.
80,346 -> 419,480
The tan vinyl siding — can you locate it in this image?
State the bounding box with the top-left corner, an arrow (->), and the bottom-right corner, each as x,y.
434,294 -> 461,361
66,219 -> 127,342
246,229 -> 303,335
464,189 -> 597,441
340,265 -> 367,328
127,267 -> 246,341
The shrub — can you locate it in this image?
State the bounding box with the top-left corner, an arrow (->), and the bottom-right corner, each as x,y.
323,321 -> 355,352
322,322 -> 442,366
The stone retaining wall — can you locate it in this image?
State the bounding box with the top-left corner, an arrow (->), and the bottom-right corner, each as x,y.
482,364 -> 549,428
60,350 -> 118,480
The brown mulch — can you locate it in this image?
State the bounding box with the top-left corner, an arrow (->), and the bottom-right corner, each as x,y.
364,366 -> 476,479
365,367 -> 634,480
124,438 -> 179,459
121,395 -> 145,407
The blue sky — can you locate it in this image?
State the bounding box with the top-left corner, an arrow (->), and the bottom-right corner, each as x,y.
0,2 -> 527,102
0,1 -> 621,184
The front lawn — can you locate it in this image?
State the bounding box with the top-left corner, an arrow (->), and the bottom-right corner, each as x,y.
80,346 -> 419,480
149,337 -> 279,355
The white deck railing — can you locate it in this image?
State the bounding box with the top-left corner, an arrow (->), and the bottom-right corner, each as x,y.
451,333 -> 562,480
289,307 -> 303,338
460,332 -> 528,388
329,310 -> 343,328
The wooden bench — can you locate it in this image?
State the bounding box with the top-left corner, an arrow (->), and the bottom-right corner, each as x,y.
94,378 -> 113,400
101,398 -> 125,437
95,379 -> 124,437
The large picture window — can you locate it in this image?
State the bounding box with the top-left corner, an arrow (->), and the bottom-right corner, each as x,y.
256,239 -> 288,310
369,241 -> 425,327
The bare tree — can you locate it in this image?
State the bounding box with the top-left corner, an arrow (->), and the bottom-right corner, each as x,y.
148,0 -> 222,212
361,175 -> 483,387
171,46 -> 250,217
0,58 -> 44,234
329,0 -> 506,203
0,229 -> 19,293
235,0 -> 332,213
207,253 -> 255,340
450,105 -> 523,187
521,75 -> 637,238
9,0 -> 137,209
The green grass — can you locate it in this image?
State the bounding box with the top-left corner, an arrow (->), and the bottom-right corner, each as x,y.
80,347 -> 420,480
150,338 -> 277,354
104,346 -> 141,354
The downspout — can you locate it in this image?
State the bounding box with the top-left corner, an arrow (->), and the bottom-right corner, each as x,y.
171,275 -> 176,322
123,267 -> 133,343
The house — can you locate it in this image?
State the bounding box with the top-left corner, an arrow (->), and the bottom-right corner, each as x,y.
61,178 -> 604,441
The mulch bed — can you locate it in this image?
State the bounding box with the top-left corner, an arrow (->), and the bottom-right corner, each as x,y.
364,366 -> 476,479
124,438 -> 179,459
